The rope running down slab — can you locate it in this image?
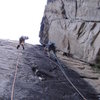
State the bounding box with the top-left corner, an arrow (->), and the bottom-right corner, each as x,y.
54,54 -> 87,100
11,53 -> 19,100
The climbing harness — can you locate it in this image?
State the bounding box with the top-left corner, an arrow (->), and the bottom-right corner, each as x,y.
11,53 -> 19,100
48,52 -> 87,100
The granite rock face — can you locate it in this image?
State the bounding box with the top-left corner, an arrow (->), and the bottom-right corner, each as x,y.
39,0 -> 100,63
0,39 -> 98,100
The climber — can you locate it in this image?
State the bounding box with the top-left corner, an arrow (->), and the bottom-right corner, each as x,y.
44,42 -> 57,71
17,36 -> 29,49
44,42 -> 56,57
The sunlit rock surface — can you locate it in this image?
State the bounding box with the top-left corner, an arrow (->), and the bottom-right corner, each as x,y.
39,0 -> 100,63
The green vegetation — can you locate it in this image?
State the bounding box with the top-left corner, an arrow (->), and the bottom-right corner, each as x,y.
90,63 -> 100,73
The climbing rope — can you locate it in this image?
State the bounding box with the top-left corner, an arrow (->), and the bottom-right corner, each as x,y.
11,53 -> 19,100
49,53 -> 87,100
11,48 -> 87,100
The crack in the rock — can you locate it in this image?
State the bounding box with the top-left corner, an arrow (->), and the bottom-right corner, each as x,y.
61,0 -> 68,19
75,0 -> 77,18
91,30 -> 100,46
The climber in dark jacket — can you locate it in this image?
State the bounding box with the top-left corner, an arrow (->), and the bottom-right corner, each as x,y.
44,42 -> 56,57
17,36 -> 29,49
44,42 -> 57,71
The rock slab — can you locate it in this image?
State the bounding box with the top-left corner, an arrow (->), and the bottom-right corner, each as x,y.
39,0 -> 100,63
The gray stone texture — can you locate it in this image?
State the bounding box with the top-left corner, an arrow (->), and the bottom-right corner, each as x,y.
39,0 -> 100,63
0,39 -> 98,100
